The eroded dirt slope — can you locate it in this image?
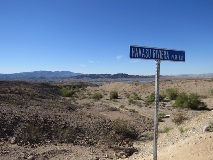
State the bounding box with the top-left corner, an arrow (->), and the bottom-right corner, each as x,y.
0,81 -> 153,160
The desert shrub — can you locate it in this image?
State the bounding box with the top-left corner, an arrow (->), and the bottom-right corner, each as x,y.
211,89 -> 213,96
158,113 -> 169,122
119,105 -> 125,109
173,92 -> 207,110
15,115 -> 77,145
188,93 -> 207,110
161,126 -> 172,134
172,113 -> 186,125
23,122 -> 45,144
128,98 -> 135,104
50,103 -> 61,108
131,92 -> 140,100
173,92 -> 188,108
165,88 -> 179,100
92,93 -> 103,100
124,92 -> 130,98
107,106 -> 119,111
158,117 -> 164,122
145,93 -> 155,105
113,118 -> 138,139
145,93 -> 165,105
205,122 -> 213,132
159,113 -> 166,118
16,115 -> 52,145
60,87 -> 75,97
128,109 -> 138,113
110,91 -> 118,100
179,127 -> 188,134
140,131 -> 154,141
56,126 -> 76,143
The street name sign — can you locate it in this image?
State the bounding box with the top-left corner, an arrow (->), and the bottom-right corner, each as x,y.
130,45 -> 185,62
129,45 -> 185,160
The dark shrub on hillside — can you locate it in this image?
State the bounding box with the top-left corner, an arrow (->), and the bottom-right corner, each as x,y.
173,92 -> 189,108
172,113 -> 187,125
113,118 -> 138,139
60,87 -> 75,97
131,92 -> 141,100
92,93 -> 103,100
128,98 -> 135,104
145,93 -> 165,105
165,88 -> 179,100
110,91 -> 118,100
188,93 -> 207,110
173,92 -> 207,110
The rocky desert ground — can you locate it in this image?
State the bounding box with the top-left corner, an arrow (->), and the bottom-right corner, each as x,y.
0,78 -> 213,160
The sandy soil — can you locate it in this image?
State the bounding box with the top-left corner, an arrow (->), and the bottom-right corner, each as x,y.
130,111 -> 213,160
86,78 -> 213,160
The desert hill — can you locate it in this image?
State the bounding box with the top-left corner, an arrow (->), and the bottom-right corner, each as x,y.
0,78 -> 212,159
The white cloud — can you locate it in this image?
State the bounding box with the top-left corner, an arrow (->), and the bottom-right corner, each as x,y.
130,60 -> 139,63
88,60 -> 101,63
88,61 -> 95,63
80,64 -> 86,67
116,55 -> 123,60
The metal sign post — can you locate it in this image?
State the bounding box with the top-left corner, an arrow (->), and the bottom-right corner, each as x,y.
153,60 -> 160,160
129,45 -> 185,160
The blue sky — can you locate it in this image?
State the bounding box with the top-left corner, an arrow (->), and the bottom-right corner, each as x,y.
0,0 -> 213,75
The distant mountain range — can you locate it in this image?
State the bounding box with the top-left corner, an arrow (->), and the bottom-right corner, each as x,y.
0,71 -> 150,81
177,73 -> 213,77
0,71 -> 212,81
0,71 -> 81,81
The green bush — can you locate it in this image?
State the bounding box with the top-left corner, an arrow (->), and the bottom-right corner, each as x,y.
188,93 -> 207,110
173,92 -> 207,110
161,126 -> 172,134
211,89 -> 213,96
60,87 -> 75,97
145,93 -> 155,105
92,93 -> 103,100
173,92 -> 189,108
128,109 -> 138,113
128,98 -> 135,104
179,127 -> 188,134
110,91 -> 118,100
119,105 -> 125,109
113,118 -> 138,139
158,113 -> 166,122
145,93 -> 165,105
131,92 -> 140,100
165,88 -> 179,100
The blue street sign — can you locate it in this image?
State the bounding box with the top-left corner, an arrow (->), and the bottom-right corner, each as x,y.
130,45 -> 185,62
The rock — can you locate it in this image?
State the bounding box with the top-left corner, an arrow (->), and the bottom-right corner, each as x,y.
203,126 -> 208,133
27,155 -> 35,160
19,152 -> 26,158
115,151 -> 128,159
203,125 -> 213,132
10,137 -> 16,144
90,157 -> 99,160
